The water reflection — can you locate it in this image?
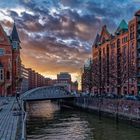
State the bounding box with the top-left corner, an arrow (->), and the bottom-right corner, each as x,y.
26,101 -> 59,120
27,101 -> 140,140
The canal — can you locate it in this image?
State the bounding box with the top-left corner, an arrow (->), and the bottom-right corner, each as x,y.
26,101 -> 140,140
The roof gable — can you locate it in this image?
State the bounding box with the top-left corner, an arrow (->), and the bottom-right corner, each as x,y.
115,19 -> 128,34
93,33 -> 100,47
135,10 -> 140,16
100,25 -> 110,44
0,24 -> 11,46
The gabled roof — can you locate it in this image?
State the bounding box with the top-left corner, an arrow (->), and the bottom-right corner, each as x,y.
100,25 -> 110,43
116,19 -> 128,34
11,23 -> 20,42
135,10 -> 140,16
100,25 -> 110,36
0,24 -> 11,45
93,33 -> 100,46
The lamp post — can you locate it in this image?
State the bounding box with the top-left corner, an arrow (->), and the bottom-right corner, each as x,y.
15,86 -> 22,110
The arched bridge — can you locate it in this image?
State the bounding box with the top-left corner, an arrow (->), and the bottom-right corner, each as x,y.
21,86 -> 75,101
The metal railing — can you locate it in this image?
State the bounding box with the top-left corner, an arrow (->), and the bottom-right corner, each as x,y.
21,99 -> 27,140
21,111 -> 27,140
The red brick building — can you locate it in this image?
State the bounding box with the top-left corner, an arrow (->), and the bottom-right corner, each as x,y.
10,23 -> 22,95
92,10 -> 140,95
0,24 -> 12,96
0,22 -> 54,95
21,64 -> 29,93
0,23 -> 21,96
27,68 -> 47,90
81,58 -> 93,93
46,72 -> 78,92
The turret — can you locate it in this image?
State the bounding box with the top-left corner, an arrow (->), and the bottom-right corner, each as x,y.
11,22 -> 21,49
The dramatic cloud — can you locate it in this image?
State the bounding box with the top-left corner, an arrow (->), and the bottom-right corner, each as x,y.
0,0 -> 140,81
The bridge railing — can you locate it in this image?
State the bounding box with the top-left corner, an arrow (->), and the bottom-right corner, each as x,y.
21,86 -> 74,101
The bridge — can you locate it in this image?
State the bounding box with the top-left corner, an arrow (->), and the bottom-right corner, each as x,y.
21,86 -> 75,101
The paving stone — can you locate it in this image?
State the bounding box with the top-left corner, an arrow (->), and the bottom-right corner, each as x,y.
0,97 -> 20,140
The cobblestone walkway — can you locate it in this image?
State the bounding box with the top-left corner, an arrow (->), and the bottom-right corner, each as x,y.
0,97 -> 20,140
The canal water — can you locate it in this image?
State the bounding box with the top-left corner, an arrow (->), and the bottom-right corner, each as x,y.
26,101 -> 140,140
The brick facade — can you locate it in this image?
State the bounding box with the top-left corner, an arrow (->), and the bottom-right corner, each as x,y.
92,10 -> 140,95
0,23 -> 21,96
0,24 -> 12,96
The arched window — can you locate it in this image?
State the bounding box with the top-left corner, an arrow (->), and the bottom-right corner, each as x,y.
117,39 -> 120,48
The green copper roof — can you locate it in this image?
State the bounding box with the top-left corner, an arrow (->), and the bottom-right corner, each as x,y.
116,19 -> 128,33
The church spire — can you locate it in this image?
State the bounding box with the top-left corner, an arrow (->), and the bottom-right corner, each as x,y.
11,22 -> 20,42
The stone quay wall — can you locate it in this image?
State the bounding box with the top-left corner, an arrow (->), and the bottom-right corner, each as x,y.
74,97 -> 140,126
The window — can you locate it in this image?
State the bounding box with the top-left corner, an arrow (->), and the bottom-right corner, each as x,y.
0,49 -> 5,56
103,48 -> 105,55
132,51 -> 134,59
117,39 -> 120,48
122,37 -> 128,44
13,41 -> 18,49
130,42 -> 134,48
7,71 -> 10,80
0,69 -> 4,81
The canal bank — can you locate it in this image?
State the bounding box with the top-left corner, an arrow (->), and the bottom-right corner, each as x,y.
60,97 -> 140,128
0,97 -> 23,140
26,100 -> 140,140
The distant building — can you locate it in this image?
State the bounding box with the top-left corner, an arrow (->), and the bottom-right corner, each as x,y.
81,59 -> 93,93
71,81 -> 78,92
56,72 -> 71,91
21,65 -> 29,93
27,68 -> 47,90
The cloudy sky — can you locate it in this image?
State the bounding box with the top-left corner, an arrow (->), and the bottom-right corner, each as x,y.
0,0 -> 140,81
